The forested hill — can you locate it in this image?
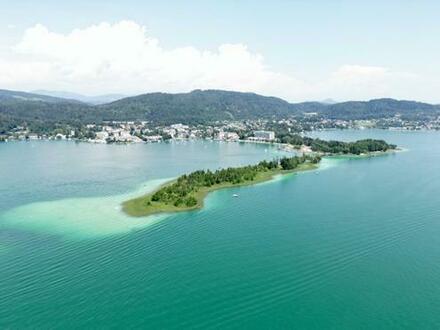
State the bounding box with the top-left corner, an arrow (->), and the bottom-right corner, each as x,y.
0,89 -> 93,133
319,98 -> 439,120
98,91 -> 440,122
98,90 -> 294,123
1,89 -> 440,132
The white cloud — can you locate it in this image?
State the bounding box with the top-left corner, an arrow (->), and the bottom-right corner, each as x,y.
0,20 -> 434,102
1,21 -> 304,98
315,65 -> 418,101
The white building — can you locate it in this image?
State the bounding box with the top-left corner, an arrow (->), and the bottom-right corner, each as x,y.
27,134 -> 39,140
216,131 -> 240,141
95,131 -> 109,140
253,130 -> 275,141
144,135 -> 163,143
170,123 -> 189,130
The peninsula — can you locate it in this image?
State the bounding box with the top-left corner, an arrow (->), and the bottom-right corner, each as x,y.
123,155 -> 321,217
122,137 -> 396,217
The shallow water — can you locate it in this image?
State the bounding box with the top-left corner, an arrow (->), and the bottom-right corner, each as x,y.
1,178 -> 169,239
0,140 -> 290,238
1,132 -> 440,328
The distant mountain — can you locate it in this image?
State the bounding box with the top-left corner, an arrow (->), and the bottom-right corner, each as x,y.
32,90 -> 127,105
319,98 -> 338,104
0,89 -> 83,104
1,89 -> 440,134
101,91 -> 440,123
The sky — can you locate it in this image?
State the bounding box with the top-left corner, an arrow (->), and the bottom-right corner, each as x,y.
1,0 -> 440,102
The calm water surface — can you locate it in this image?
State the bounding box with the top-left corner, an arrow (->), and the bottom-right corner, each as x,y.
1,131 -> 440,329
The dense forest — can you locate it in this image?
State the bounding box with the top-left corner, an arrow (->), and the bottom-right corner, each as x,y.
99,92 -> 440,122
98,89 -> 295,123
1,89 -> 440,133
150,155 -> 321,208
0,90 -> 94,134
278,133 -> 397,154
321,98 -> 439,120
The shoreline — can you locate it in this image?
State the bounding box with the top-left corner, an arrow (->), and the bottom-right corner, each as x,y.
323,147 -> 402,159
0,125 -> 437,143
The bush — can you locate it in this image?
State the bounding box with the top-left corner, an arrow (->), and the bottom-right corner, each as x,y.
185,196 -> 197,207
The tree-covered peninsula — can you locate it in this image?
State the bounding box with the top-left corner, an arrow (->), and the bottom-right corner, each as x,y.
278,134 -> 397,155
123,154 -> 321,217
123,136 -> 397,217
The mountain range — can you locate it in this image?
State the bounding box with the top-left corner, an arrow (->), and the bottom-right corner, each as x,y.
1,88 -> 439,133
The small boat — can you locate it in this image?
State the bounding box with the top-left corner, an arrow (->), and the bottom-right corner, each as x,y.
233,194 -> 239,197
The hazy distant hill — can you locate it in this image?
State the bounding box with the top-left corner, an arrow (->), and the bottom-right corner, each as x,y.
1,89 -> 440,134
0,89 -> 83,104
319,98 -> 338,104
33,90 -> 127,105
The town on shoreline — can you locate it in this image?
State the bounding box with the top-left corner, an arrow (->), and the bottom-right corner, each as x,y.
3,90 -> 440,145
0,118 -> 398,152
0,120 -> 397,156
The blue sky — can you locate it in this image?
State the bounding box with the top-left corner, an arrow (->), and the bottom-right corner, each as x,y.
1,0 -> 439,102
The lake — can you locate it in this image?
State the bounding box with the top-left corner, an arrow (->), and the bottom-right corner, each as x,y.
1,130 -> 440,329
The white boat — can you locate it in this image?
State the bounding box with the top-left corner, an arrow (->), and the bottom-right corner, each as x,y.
232,194 -> 239,197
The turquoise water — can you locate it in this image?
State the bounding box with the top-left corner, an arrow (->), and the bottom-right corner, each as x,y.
1,132 -> 440,328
